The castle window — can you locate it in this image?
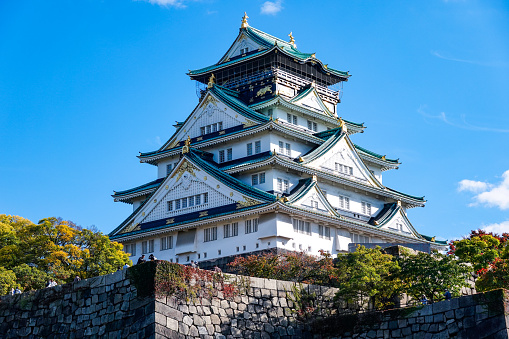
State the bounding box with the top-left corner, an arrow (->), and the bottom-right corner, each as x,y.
204,252 -> 207,258
277,178 -> 289,193
200,127 -> 205,136
203,192 -> 209,204
204,227 -> 217,242
224,222 -> 238,238
218,249 -> 221,255
195,194 -> 201,205
335,163 -> 353,176
251,172 -> 265,186
339,195 -> 350,210
188,196 -> 194,207
255,141 -> 261,154
206,125 -> 211,134
218,122 -> 223,130
287,114 -> 298,125
212,124 -> 217,133
293,219 -> 311,235
227,148 -> 233,161
247,143 -> 253,156
219,150 -> 225,163
361,201 -> 372,216
240,47 -> 249,54
285,143 -> 291,156
142,240 -> 154,254
175,199 -> 181,209
160,236 -> 173,250
307,120 -> 317,132
124,243 -> 136,256
279,141 -> 284,154
182,198 -> 187,208
166,163 -> 173,175
351,233 -> 370,244
245,218 -> 259,234
318,225 -> 331,240
168,201 -> 173,211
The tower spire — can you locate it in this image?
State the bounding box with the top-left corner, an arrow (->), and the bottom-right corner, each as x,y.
288,32 -> 295,46
241,12 -> 249,29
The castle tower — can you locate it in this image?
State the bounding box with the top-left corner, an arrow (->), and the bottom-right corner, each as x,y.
109,15 -> 445,267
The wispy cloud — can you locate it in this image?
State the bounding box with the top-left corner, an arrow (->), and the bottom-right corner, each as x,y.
482,220 -> 509,235
261,0 -> 283,15
417,105 -> 509,133
459,170 -> 509,210
137,0 -> 190,8
431,50 -> 507,68
458,179 -> 492,193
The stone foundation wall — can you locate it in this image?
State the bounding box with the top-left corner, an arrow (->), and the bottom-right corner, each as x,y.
0,261 -> 506,339
0,269 -> 154,338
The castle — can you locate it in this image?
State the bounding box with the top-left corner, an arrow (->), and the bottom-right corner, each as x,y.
109,14 -> 445,266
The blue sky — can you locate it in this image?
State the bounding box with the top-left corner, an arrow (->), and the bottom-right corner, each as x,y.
1,0 -> 508,240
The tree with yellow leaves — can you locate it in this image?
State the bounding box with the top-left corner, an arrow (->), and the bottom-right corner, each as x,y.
0,215 -> 131,293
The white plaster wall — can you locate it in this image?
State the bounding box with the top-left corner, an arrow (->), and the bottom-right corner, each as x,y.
268,133 -> 313,159
157,156 -> 180,179
318,181 -> 382,218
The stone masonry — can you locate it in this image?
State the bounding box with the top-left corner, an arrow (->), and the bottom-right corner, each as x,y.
0,261 -> 507,338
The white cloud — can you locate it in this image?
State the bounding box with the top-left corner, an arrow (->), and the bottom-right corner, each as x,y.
139,0 -> 189,8
458,179 -> 491,193
431,50 -> 507,68
261,0 -> 283,15
482,221 -> 509,235
417,105 -> 509,133
460,170 -> 509,210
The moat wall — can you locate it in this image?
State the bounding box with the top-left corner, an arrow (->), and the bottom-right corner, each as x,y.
0,262 -> 507,339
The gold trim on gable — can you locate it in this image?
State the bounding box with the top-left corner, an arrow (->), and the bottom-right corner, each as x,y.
236,196 -> 259,209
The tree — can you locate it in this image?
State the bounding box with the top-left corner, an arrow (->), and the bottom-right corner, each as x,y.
398,251 -> 470,303
451,234 -> 502,272
0,267 -> 17,295
476,258 -> 509,292
0,214 -> 132,292
12,264 -> 53,292
334,246 -> 401,310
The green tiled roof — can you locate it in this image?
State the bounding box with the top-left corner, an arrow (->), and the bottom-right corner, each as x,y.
300,128 -> 345,163
210,85 -> 269,123
353,144 -> 400,164
385,187 -> 425,202
113,178 -> 164,198
188,26 -> 349,78
187,149 -> 277,202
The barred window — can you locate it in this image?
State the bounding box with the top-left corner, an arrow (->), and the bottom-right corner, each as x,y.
204,227 -> 217,242
247,143 -> 253,156
255,141 -> 261,154
227,148 -> 233,161
292,219 -> 311,235
224,222 -> 238,238
160,236 -> 173,250
245,218 -> 259,234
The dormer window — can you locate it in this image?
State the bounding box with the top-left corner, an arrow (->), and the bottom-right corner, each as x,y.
240,47 -> 249,55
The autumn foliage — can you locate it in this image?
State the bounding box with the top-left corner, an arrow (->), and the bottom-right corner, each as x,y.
0,214 -> 131,294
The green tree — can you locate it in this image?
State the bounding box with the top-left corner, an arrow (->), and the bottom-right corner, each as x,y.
334,246 -> 401,310
451,235 -> 501,272
12,264 -> 53,291
0,214 -> 131,290
398,251 -> 470,303
0,267 -> 17,295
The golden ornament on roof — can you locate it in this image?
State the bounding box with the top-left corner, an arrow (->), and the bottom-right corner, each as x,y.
207,73 -> 215,89
288,32 -> 295,45
182,136 -> 191,154
241,12 -> 249,29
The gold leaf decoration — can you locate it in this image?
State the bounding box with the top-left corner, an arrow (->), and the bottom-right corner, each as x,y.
236,196 -> 259,209
199,211 -> 208,217
243,120 -> 257,128
172,160 -> 198,181
166,218 -> 174,224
